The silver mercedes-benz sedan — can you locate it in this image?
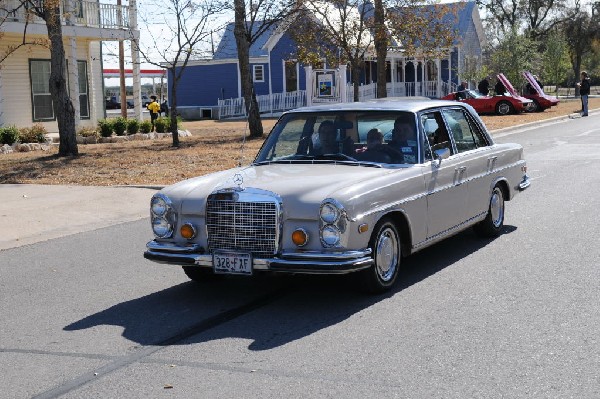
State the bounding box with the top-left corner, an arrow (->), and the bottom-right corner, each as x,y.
144,98 -> 530,293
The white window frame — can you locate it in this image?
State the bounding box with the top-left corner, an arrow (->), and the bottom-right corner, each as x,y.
253,65 -> 265,82
29,59 -> 54,122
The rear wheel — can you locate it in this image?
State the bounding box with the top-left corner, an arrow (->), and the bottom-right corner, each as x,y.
474,185 -> 505,237
359,218 -> 401,293
496,100 -> 514,115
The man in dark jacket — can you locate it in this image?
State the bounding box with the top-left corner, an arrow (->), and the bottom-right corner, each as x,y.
577,71 -> 591,117
478,76 -> 490,95
495,79 -> 506,96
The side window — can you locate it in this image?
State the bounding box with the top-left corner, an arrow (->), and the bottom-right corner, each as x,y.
420,111 -> 453,156
443,108 -> 488,153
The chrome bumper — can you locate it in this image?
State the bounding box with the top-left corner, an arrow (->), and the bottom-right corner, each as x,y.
144,240 -> 373,274
518,175 -> 531,191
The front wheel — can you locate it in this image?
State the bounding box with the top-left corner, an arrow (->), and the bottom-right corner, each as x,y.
474,185 -> 505,237
182,266 -> 223,283
496,100 -> 514,115
358,218 -> 401,293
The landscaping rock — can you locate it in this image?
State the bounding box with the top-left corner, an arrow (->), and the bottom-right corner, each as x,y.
1,144 -> 13,154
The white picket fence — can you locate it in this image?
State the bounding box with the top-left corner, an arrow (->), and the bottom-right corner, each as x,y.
218,80 -> 458,119
217,91 -> 307,119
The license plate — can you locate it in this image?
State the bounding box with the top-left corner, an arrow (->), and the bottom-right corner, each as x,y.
213,251 -> 252,275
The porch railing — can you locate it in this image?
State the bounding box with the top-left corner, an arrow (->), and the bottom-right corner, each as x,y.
0,0 -> 130,29
218,90 -> 307,120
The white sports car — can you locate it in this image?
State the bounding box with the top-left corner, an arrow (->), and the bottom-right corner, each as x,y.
144,98 -> 530,292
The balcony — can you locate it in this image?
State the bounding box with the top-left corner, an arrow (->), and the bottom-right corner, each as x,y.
0,0 -> 131,30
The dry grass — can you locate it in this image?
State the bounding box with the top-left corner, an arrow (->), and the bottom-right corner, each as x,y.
1,97 -> 597,187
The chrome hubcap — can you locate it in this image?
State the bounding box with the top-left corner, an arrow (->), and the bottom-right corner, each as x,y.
490,188 -> 504,228
375,227 -> 399,282
498,103 -> 510,115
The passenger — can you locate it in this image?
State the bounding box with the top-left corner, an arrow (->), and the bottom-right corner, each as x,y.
355,129 -> 392,163
389,114 -> 418,163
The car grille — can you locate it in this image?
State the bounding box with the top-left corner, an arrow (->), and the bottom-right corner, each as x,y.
206,197 -> 279,258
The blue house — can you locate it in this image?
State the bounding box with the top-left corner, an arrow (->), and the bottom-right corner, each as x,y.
172,0 -> 485,119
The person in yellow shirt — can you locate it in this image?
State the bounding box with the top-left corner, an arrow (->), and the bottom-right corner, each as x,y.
146,95 -> 161,131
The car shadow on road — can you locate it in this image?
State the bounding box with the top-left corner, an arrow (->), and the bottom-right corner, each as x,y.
64,226 -> 516,351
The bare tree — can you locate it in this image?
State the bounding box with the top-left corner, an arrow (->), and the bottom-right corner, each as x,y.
0,0 -> 77,156
135,0 -> 226,147
231,0 -> 300,138
292,0 -> 374,102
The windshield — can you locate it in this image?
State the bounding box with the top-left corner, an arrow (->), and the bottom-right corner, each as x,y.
254,111 -> 423,165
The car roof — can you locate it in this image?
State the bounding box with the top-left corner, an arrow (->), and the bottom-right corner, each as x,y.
284,98 -> 467,114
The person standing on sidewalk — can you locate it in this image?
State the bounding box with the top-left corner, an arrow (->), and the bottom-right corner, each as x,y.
147,95 -> 161,130
577,71 -> 591,117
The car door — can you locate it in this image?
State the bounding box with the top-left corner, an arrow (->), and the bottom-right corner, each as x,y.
442,107 -> 493,221
420,111 -> 468,240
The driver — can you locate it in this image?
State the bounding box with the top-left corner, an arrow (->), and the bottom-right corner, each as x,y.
389,114 -> 418,164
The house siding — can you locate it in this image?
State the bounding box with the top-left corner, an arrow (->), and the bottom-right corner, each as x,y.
174,62 -> 239,107
269,32 -> 299,93
0,34 -> 100,132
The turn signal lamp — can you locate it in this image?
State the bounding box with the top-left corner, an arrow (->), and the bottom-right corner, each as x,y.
180,223 -> 197,240
358,223 -> 369,234
292,228 -> 309,247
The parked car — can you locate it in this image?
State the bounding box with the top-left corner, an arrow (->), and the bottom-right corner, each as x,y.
144,98 -> 530,293
521,71 -> 559,112
105,98 -> 121,109
441,85 -> 532,115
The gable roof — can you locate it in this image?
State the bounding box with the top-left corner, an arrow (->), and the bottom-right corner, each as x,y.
213,22 -> 278,60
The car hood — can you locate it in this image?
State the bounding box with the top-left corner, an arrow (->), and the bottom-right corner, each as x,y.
160,162 -> 416,219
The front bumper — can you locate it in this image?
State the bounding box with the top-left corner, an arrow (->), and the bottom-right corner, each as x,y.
144,241 -> 374,274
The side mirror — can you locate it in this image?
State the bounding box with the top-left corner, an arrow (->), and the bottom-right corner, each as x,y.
433,148 -> 451,167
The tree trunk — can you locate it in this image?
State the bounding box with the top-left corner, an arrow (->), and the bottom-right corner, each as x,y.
233,0 -> 263,138
45,5 -> 78,156
169,70 -> 180,147
373,0 -> 387,99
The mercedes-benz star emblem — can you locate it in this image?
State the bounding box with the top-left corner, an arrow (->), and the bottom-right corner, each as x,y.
233,173 -> 244,187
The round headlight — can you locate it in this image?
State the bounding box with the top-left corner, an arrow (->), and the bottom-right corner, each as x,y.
151,196 -> 167,217
321,225 -> 341,247
320,203 -> 340,224
152,217 -> 172,238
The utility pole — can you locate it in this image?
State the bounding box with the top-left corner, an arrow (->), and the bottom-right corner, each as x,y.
118,0 -> 127,118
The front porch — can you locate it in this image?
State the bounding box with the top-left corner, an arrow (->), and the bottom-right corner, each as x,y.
0,0 -> 131,29
217,79 -> 458,119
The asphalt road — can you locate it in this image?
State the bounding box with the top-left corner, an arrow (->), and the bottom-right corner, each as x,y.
1,114 -> 600,398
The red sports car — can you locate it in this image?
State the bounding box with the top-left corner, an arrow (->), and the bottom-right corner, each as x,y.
521,71 -> 559,112
441,88 -> 532,115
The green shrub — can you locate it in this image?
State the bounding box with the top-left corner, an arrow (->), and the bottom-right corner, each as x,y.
126,119 -> 140,135
19,124 -> 48,143
112,117 -> 128,136
98,119 -> 113,137
140,120 -> 152,133
78,127 -> 99,138
0,126 -> 20,145
154,117 -> 167,133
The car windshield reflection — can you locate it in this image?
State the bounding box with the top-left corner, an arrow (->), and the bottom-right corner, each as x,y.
254,111 -> 422,166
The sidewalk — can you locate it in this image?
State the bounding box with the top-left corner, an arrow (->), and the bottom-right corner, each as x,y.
0,184 -> 157,251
